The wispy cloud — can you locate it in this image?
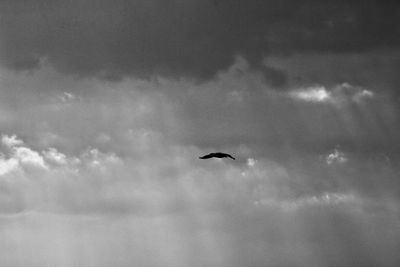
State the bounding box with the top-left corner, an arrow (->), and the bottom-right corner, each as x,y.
289,86 -> 332,102
288,83 -> 376,104
2,134 -> 24,148
325,148 -> 348,165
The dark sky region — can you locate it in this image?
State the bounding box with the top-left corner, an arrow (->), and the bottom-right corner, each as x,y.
0,1 -> 400,266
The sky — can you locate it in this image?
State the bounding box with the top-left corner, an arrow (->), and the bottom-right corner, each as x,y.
0,1 -> 400,266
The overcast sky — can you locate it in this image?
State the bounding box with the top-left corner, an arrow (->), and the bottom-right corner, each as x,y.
0,1 -> 400,266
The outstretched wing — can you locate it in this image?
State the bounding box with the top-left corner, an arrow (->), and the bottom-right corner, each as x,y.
226,154 -> 235,160
199,153 -> 214,159
219,153 -> 235,160
199,152 -> 235,160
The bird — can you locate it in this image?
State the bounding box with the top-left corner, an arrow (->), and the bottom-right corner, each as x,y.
199,152 -> 235,160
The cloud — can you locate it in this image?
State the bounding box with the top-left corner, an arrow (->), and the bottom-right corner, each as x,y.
289,86 -> 331,102
58,91 -> 81,104
42,147 -> 68,165
0,134 -> 128,214
0,131 -> 396,217
0,156 -> 18,176
288,83 -> 376,104
0,97 -> 399,266
0,0 -> 398,80
325,148 -> 348,165
255,192 -> 357,210
0,2 -> 399,264
352,89 -> 375,102
1,134 -> 48,170
12,146 -> 48,170
1,60 -> 399,158
1,134 -> 24,148
266,50 -> 400,96
247,158 -> 256,167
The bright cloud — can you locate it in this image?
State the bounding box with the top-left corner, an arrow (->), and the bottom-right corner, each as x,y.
60,92 -> 78,102
289,86 -> 331,102
2,134 -> 23,147
325,148 -> 348,165
13,146 -> 48,169
42,148 -> 68,165
353,89 -> 375,102
1,134 -> 48,170
0,156 -> 19,175
247,158 -> 256,167
289,83 -> 376,105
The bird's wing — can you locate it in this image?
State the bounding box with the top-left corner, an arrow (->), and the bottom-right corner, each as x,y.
200,152 -> 235,159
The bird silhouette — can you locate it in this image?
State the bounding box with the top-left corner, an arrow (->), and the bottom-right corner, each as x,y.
199,152 -> 235,160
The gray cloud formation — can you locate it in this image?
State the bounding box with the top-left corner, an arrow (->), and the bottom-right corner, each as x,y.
1,131 -> 399,266
0,68 -> 400,266
1,2 -> 399,266
0,0 -> 399,81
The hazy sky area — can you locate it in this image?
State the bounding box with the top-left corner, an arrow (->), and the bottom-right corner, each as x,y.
0,1 -> 400,266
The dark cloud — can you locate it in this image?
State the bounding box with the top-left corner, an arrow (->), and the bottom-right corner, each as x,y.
0,0 -> 399,80
267,50 -> 400,95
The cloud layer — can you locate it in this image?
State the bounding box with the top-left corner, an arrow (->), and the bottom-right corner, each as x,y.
0,0 -> 398,81
1,128 -> 399,267
0,1 -> 399,266
0,66 -> 400,265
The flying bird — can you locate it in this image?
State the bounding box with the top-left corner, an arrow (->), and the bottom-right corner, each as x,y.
199,152 -> 235,160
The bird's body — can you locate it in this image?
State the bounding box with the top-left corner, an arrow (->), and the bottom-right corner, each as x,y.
199,152 -> 235,160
